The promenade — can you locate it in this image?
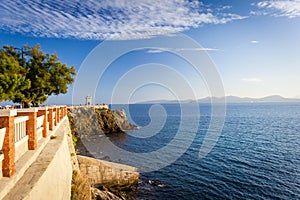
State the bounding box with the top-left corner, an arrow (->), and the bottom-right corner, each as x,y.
0,106 -> 69,199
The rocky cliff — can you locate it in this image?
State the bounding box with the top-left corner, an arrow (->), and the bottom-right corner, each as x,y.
67,106 -> 139,199
95,108 -> 138,134
68,107 -> 137,136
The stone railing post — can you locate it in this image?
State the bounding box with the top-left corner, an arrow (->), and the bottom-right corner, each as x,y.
0,110 -> 17,177
48,107 -> 54,131
38,107 -> 48,138
17,108 -> 38,150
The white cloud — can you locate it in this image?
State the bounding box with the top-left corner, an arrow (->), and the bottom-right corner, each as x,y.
177,47 -> 219,51
146,49 -> 168,54
145,47 -> 219,53
0,0 -> 246,40
241,78 -> 263,82
256,0 -> 300,18
251,40 -> 259,44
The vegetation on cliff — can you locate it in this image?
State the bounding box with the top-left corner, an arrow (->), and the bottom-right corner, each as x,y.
67,113 -> 79,153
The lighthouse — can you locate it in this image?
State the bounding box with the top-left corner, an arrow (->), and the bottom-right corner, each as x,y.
86,96 -> 92,106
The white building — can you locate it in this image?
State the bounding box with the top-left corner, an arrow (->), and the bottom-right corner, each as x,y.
86,96 -> 92,106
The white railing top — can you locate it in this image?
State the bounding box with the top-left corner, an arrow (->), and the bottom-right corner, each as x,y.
38,107 -> 48,111
36,115 -> 44,128
17,108 -> 39,113
0,110 -> 17,117
14,116 -> 29,124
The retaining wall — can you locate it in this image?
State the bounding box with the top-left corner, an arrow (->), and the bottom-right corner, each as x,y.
3,118 -> 72,200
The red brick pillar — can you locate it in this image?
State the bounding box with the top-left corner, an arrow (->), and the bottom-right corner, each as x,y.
60,107 -> 63,120
56,107 -> 60,123
62,107 -> 65,117
53,107 -> 57,126
18,108 -> 38,150
62,106 -> 65,117
0,110 -> 17,177
38,107 -> 48,138
61,106 -> 64,119
48,107 -> 54,131
59,107 -> 62,120
64,106 -> 67,117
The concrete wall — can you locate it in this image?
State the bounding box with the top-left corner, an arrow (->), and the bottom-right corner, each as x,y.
3,118 -> 72,200
77,155 -> 139,188
14,136 -> 29,161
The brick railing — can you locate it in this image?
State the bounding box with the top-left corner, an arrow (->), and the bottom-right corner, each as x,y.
0,106 -> 67,177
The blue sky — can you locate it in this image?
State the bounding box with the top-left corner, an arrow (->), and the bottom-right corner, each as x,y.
0,0 -> 300,104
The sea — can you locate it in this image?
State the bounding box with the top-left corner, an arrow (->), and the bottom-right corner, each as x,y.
103,103 -> 300,199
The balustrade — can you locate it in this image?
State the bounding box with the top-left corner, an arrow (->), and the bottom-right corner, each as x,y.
0,106 -> 67,177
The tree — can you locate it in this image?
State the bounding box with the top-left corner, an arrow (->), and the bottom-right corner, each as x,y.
0,44 -> 76,107
0,48 -> 30,102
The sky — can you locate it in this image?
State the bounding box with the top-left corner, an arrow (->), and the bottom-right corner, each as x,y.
0,0 -> 300,104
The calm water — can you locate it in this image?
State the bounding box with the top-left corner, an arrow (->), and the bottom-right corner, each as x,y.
107,103 -> 300,199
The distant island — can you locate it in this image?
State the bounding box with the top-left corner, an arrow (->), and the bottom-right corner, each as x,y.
138,95 -> 300,104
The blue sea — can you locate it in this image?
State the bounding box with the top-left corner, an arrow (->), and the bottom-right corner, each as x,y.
105,103 -> 300,199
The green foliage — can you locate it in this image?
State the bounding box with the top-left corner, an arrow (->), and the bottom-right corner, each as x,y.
72,134 -> 77,147
0,44 -> 76,107
71,171 -> 91,200
50,135 -> 57,139
0,48 -> 30,102
67,110 -> 78,148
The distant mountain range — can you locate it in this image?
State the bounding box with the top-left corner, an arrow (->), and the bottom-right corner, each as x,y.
137,95 -> 300,104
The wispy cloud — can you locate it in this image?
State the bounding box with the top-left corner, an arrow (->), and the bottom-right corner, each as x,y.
0,0 -> 246,40
251,40 -> 259,44
146,47 -> 219,53
255,0 -> 300,18
241,78 -> 263,82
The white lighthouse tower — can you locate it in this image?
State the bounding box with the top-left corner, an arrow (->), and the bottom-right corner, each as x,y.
86,95 -> 92,106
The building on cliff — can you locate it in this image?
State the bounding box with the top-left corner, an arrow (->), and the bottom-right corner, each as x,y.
86,96 -> 92,106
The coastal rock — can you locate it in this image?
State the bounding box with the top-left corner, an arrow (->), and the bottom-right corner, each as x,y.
77,155 -> 139,199
95,108 -> 138,134
91,187 -> 122,200
68,107 -> 137,135
113,109 -> 138,130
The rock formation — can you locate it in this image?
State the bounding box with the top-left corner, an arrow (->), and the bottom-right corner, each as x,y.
68,107 -> 137,136
67,106 -> 139,199
95,108 -> 138,134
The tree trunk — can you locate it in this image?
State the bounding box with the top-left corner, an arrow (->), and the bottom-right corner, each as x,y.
23,101 -> 31,108
33,102 -> 39,107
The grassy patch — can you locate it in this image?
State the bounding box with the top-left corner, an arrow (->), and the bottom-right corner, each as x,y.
71,170 -> 91,200
67,109 -> 78,148
50,135 -> 57,139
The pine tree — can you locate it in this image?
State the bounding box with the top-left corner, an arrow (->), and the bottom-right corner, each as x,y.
0,48 -> 30,102
0,44 -> 76,107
